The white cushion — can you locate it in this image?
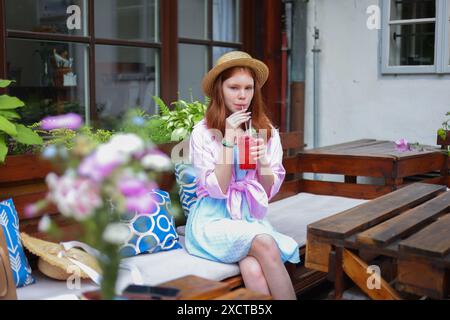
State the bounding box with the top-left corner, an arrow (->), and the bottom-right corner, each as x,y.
266,193 -> 367,247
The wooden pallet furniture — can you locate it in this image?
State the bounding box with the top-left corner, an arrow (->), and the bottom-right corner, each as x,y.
298,139 -> 448,199
305,182 -> 450,300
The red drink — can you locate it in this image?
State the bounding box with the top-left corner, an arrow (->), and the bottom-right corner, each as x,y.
238,134 -> 257,170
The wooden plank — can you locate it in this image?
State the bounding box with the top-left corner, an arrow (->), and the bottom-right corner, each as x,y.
357,191 -> 450,246
397,153 -> 446,178
299,139 -> 378,154
298,154 -> 394,177
214,288 -> 272,300
158,275 -> 231,300
279,131 -> 303,150
399,214 -> 450,258
308,183 -> 446,239
270,179 -> 300,202
397,259 -> 448,299
0,155 -> 54,183
342,249 -> 402,300
300,180 -> 392,200
282,156 -> 298,175
221,276 -> 243,290
305,233 -> 331,272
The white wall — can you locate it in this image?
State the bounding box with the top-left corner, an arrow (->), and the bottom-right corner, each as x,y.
304,0 -> 450,149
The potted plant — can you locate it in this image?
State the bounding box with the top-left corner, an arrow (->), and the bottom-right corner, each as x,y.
437,111 -> 450,153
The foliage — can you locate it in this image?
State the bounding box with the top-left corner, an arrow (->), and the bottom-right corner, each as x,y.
0,80 -> 43,162
148,96 -> 208,144
39,125 -> 114,151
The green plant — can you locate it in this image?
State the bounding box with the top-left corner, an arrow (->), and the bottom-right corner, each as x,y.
0,80 -> 43,162
39,125 -> 114,151
149,96 -> 208,143
437,111 -> 450,141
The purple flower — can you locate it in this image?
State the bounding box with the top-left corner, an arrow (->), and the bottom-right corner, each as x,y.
119,179 -> 148,197
78,152 -> 122,182
395,138 -> 411,152
125,193 -> 157,214
41,113 -> 83,130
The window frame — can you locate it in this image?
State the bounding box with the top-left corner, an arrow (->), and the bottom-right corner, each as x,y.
381,0 -> 449,74
177,0 -> 242,71
1,0 -> 162,124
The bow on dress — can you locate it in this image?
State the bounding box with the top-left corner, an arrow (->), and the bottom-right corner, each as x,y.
226,177 -> 268,220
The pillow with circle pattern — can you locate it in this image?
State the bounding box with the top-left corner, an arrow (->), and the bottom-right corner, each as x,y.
174,163 -> 198,218
119,189 -> 182,258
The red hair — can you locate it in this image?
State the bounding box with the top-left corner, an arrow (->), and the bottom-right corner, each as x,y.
205,67 -> 273,140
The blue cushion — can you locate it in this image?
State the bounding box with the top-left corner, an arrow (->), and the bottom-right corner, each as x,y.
119,189 -> 182,258
174,163 -> 198,217
0,199 -> 35,288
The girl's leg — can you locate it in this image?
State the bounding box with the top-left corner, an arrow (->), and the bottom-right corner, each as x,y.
239,256 -> 270,296
248,234 -> 297,300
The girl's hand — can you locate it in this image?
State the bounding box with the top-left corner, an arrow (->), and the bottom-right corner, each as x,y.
251,138 -> 269,166
225,109 -> 251,131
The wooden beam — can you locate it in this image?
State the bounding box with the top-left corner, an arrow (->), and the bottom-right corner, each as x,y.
342,249 -> 402,300
160,0 -> 178,105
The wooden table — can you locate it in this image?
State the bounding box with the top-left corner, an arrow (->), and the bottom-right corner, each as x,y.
305,183 -> 450,300
298,139 -> 447,199
157,275 -> 271,300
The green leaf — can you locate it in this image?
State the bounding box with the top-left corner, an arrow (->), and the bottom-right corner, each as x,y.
171,128 -> 188,142
14,124 -> 43,145
0,80 -> 13,88
0,115 -> 18,136
0,95 -> 25,110
0,110 -> 21,120
0,135 -> 7,162
152,96 -> 170,116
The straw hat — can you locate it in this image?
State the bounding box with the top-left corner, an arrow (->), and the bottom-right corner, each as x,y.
202,51 -> 269,97
20,233 -> 102,281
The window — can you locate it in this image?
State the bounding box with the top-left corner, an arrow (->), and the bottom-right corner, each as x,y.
381,0 -> 450,73
2,0 -> 246,127
4,0 -> 160,129
178,0 -> 241,101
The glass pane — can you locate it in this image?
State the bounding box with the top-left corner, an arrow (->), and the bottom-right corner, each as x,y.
213,47 -> 235,64
6,39 -> 88,125
178,44 -> 207,101
448,2 -> 450,66
95,0 -> 158,42
95,45 -> 158,129
5,0 -> 87,36
389,23 -> 435,66
390,0 -> 436,20
178,0 -> 208,40
213,0 -> 240,42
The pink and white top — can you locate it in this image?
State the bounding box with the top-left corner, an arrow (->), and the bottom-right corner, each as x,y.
189,119 -> 286,220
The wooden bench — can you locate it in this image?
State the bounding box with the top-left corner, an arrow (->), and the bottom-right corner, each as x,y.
4,132 -> 420,299
306,182 -> 450,300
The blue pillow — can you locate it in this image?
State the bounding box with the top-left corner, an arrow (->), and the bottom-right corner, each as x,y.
119,189 -> 182,258
0,199 -> 35,287
174,163 -> 198,217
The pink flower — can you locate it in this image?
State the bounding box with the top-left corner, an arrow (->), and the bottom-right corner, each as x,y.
78,152 -> 123,182
125,193 -> 157,214
395,138 -> 411,152
41,113 -> 83,130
